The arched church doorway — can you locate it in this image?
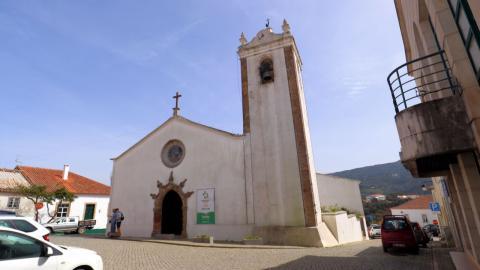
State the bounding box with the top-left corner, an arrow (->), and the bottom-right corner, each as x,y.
161,190 -> 183,235
151,172 -> 193,238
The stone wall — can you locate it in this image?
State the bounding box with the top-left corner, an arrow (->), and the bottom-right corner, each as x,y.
316,174 -> 364,215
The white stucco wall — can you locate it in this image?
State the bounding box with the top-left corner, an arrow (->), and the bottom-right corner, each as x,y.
68,195 -> 110,229
0,193 -> 35,216
36,195 -> 110,229
316,174 -> 364,215
295,49 -> 323,224
244,40 -> 306,227
322,211 -> 363,244
391,208 -> 438,227
0,193 -> 109,229
110,117 -> 250,240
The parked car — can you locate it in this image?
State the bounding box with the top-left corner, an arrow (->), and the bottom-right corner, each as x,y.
381,215 -> 419,254
43,216 -> 96,234
410,222 -> 429,247
0,216 -> 50,241
369,224 -> 381,238
0,227 -> 103,270
423,224 -> 440,238
0,210 -> 16,216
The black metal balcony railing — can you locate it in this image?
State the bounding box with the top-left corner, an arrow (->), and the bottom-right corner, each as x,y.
387,50 -> 461,113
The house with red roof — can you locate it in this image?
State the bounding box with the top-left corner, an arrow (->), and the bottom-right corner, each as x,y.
7,165 -> 111,229
390,195 -> 438,227
0,168 -> 33,216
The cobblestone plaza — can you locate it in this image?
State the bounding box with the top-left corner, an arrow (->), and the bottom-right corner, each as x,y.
51,236 -> 453,270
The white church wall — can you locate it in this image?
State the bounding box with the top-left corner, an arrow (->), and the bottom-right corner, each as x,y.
110,118 -> 248,238
243,134 -> 255,224
245,44 -> 305,227
316,174 -> 364,215
187,224 -> 254,241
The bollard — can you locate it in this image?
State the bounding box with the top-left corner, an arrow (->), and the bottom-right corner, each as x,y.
209,236 -> 214,245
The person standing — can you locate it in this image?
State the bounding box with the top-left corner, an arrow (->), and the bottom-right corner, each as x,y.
108,208 -> 119,237
116,208 -> 124,236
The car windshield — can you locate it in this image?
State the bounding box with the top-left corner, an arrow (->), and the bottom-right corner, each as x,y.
0,219 -> 37,233
383,219 -> 408,231
372,225 -> 380,229
11,220 -> 37,232
49,218 -> 61,223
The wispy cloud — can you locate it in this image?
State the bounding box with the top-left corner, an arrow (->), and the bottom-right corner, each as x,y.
108,19 -> 205,64
342,76 -> 370,98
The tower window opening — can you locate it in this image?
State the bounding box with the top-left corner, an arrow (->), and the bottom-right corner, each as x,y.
259,59 -> 274,83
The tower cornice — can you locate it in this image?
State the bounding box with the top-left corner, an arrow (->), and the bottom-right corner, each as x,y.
237,22 -> 302,66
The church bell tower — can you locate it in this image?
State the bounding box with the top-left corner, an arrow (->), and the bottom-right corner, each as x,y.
238,21 -> 322,231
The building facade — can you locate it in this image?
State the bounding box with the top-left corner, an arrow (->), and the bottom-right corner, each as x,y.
431,177 -> 459,247
390,0 -> 480,267
13,165 -> 111,229
391,195 -> 438,227
109,22 -> 366,247
0,169 -> 34,216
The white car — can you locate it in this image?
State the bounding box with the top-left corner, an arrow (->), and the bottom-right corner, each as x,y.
0,227 -> 103,270
0,215 -> 51,241
44,216 -> 96,234
369,224 -> 382,238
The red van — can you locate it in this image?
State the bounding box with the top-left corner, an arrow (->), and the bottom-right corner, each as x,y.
381,215 -> 418,254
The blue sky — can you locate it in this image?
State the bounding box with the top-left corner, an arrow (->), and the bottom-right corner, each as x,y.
0,1 -> 405,185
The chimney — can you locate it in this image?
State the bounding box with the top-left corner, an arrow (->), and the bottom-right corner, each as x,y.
63,165 -> 70,180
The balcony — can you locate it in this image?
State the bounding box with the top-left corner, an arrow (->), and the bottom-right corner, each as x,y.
388,50 -> 475,177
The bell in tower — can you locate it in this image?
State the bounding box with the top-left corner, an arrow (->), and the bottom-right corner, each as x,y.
259,59 -> 274,83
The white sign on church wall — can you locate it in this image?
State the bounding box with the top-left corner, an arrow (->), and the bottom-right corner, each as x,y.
196,188 -> 215,224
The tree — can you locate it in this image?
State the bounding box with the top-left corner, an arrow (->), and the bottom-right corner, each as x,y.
46,187 -> 76,222
14,184 -> 51,221
14,184 -> 76,222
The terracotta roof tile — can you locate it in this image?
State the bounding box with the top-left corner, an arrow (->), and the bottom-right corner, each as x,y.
391,195 -> 433,210
16,166 -> 110,195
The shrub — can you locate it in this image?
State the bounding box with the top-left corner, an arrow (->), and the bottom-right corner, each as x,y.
243,235 -> 262,240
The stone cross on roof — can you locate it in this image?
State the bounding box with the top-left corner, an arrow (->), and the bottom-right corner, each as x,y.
172,91 -> 182,116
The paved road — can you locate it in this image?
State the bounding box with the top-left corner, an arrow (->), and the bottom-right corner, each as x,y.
51,236 -> 442,270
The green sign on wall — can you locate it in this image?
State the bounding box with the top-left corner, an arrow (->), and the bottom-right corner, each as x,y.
196,188 -> 215,224
196,212 -> 215,224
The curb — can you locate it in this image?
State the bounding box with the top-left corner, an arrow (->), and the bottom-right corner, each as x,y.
54,234 -> 307,250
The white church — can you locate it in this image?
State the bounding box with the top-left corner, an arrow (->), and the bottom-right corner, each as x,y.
109,21 -> 366,247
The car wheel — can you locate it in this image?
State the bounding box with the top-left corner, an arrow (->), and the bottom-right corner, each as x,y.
411,247 -> 419,255
383,246 -> 388,252
74,266 -> 93,270
47,227 -> 54,233
77,227 -> 86,234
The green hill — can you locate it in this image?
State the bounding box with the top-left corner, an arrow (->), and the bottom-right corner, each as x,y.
331,160 -> 431,196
